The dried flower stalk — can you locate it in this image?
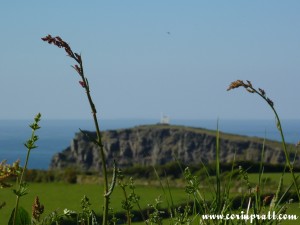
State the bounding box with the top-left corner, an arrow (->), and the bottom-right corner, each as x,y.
42,35 -> 115,225
228,80 -> 300,203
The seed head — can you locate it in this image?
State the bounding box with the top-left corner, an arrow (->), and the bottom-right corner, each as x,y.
42,34 -> 83,64
266,98 -> 274,107
42,35 -> 74,58
74,53 -> 82,63
79,81 -> 86,88
227,80 -> 249,91
32,196 -> 44,221
72,65 -> 82,75
228,80 -> 275,107
258,88 -> 266,96
246,80 -> 253,87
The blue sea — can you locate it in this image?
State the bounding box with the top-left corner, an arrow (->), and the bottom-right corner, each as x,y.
1,119 -> 300,170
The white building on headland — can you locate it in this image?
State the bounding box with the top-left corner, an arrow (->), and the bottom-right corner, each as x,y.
160,113 -> 170,125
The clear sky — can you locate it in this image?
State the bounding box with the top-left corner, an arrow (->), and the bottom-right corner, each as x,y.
1,1 -> 300,120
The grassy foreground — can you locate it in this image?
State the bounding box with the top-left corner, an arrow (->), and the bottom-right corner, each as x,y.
1,172 -> 300,224
1,182 -> 187,224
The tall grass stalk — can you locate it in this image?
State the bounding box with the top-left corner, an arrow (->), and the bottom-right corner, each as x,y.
227,80 -> 300,205
42,35 -> 116,225
215,122 -> 221,213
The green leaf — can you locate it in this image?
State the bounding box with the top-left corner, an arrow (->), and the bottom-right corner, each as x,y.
13,183 -> 28,197
8,207 -> 30,225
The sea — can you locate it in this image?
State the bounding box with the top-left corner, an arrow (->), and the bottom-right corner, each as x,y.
1,119 -> 300,170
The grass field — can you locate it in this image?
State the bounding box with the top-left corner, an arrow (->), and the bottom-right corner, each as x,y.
0,182 -> 188,224
1,173 -> 299,224
248,172 -> 300,184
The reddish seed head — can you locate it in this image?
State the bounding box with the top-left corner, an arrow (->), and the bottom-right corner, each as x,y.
79,81 -> 86,87
74,53 -> 82,63
55,36 -> 63,42
74,65 -> 81,74
41,34 -> 52,42
42,35 -> 73,57
65,48 -> 72,56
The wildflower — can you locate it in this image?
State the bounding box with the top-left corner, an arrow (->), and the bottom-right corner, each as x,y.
0,160 -> 22,188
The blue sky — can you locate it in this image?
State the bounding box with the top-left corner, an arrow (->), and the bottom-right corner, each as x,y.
1,1 -> 300,120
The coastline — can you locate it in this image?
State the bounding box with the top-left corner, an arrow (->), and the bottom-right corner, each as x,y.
1,119 -> 299,169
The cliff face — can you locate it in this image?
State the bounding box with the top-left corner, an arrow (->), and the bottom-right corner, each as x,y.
50,124 -> 296,171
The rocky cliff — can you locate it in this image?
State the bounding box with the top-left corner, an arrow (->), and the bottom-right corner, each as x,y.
50,124 -> 297,171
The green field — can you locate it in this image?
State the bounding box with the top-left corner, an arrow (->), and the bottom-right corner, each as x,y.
1,172 -> 300,224
0,182 -> 188,224
248,172 -> 300,184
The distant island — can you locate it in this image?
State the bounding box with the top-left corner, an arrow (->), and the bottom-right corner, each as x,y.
50,124 -> 298,171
